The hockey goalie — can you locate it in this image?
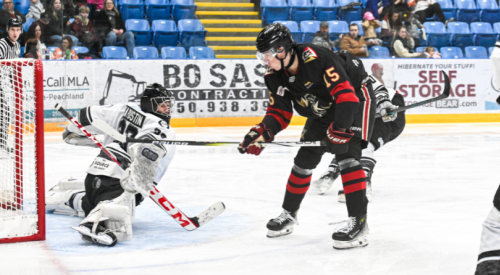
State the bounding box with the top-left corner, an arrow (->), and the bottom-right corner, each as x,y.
46,83 -> 176,246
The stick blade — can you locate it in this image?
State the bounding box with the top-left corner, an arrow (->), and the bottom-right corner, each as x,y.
92,119 -> 127,143
191,202 -> 226,228
440,70 -> 451,98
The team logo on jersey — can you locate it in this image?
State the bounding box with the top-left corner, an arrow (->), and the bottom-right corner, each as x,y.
289,76 -> 295,82
296,94 -> 332,117
276,86 -> 288,96
304,82 -> 313,89
158,120 -> 169,129
265,67 -> 275,76
123,106 -> 146,128
302,47 -> 318,63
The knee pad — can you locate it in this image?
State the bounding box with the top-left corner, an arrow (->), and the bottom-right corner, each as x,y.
338,158 -> 361,172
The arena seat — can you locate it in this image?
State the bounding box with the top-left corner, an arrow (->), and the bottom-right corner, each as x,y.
369,46 -> 391,58
72,46 -> 89,54
152,20 -> 178,49
456,0 -> 480,24
188,46 -> 215,59
120,0 -> 145,21
18,0 -> 29,14
313,0 -> 338,21
494,22 -> 500,34
440,46 -> 464,58
477,0 -> 500,24
126,19 -> 152,46
337,0 -> 362,23
489,46 -> 495,56
171,0 -> 197,22
146,0 -> 171,21
300,20 -> 321,43
289,0 -> 314,24
178,19 -> 207,49
435,0 -> 456,20
273,21 -> 302,42
102,46 -> 128,59
161,46 -> 187,59
447,21 -> 473,49
423,22 -> 450,48
470,22 -> 497,48
132,46 -> 159,59
47,46 -> 58,53
23,18 -> 34,33
327,20 -> 349,41
464,46 -> 488,58
350,20 -> 363,36
261,0 -> 289,25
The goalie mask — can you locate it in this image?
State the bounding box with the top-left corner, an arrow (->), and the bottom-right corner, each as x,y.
256,23 -> 296,70
140,83 -> 175,120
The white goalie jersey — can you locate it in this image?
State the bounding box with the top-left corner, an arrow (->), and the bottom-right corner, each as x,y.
66,103 -> 176,184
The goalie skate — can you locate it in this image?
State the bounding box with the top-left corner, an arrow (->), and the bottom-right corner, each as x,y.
266,210 -> 298,238
71,222 -> 118,247
332,215 -> 369,250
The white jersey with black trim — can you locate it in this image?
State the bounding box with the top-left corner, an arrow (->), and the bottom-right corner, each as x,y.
67,103 -> 176,183
368,75 -> 390,105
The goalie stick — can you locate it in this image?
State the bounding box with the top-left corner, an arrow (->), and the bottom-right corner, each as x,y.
55,103 -> 225,231
375,70 -> 451,118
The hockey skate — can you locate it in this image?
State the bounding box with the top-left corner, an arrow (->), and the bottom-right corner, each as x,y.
332,215 -> 369,250
313,169 -> 340,195
71,222 -> 118,247
266,210 -> 298,238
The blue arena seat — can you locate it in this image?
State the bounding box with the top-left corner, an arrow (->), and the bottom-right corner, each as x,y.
178,19 -> 207,49
440,46 -> 464,58
350,20 -> 363,36
274,21 -> 302,42
23,18 -> 34,33
72,46 -> 89,54
289,0 -> 314,24
47,46 -> 58,53
313,0 -> 338,21
18,0 -> 29,14
470,22 -> 497,48
423,22 -> 450,48
261,0 -> 289,26
152,20 -> 178,49
146,0 -> 171,21
188,46 -> 215,59
494,23 -> 500,34
435,0 -> 456,20
464,46 -> 488,58
369,46 -> 391,58
126,19 -> 152,46
102,46 -> 128,59
489,46 -> 495,56
20,46 -> 23,56
477,0 -> 500,24
300,20 -> 321,43
447,21 -> 473,49
120,0 -> 145,21
171,0 -> 196,22
132,46 -> 159,59
327,20 -> 349,41
161,46 -> 187,59
456,0 -> 480,24
337,0 -> 362,23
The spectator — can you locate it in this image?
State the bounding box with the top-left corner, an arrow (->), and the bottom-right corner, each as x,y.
381,11 -> 402,44
340,23 -> 378,57
93,0 -> 135,57
88,0 -> 104,12
23,38 -> 41,58
72,6 -> 100,53
0,0 -> 26,39
424,46 -> 441,58
380,0 -> 411,20
391,26 -> 426,58
36,12 -> 55,46
47,0 -> 79,46
404,13 -> 425,47
411,0 -> 452,24
52,35 -> 78,59
312,21 -> 341,51
26,21 -> 53,59
362,12 -> 383,45
371,63 -> 384,85
26,0 -> 45,20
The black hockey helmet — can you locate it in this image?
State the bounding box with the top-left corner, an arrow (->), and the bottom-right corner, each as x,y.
140,83 -> 175,120
7,17 -> 22,33
255,23 -> 296,69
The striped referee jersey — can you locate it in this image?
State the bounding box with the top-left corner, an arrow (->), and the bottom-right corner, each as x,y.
0,38 -> 20,59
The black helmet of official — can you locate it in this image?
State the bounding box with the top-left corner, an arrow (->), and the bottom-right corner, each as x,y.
140,83 -> 175,120
7,17 -> 23,33
256,23 -> 294,55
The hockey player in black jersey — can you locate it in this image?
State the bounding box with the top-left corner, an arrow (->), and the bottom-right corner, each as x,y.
238,23 -> 376,249
314,75 -> 405,202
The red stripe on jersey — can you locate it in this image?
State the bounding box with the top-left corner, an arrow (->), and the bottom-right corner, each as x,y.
289,174 -> 312,185
286,183 -> 310,194
341,170 -> 366,183
343,181 -> 366,194
335,92 -> 359,104
267,106 -> 293,120
361,84 -> 371,140
266,113 -> 289,130
330,80 -> 355,97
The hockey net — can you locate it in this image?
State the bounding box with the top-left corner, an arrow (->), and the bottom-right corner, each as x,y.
0,59 -> 45,243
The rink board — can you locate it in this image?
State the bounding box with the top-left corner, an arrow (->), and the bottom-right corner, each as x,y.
39,59 -> 500,130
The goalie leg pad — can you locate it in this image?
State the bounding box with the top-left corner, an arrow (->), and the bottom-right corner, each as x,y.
46,176 -> 86,216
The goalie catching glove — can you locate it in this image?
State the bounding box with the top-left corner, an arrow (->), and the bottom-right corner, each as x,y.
323,122 -> 354,154
62,127 -> 98,148
238,123 -> 274,156
376,99 -> 398,123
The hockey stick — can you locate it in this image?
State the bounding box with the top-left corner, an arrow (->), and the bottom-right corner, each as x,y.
55,103 -> 225,231
375,70 -> 451,118
91,118 -> 325,147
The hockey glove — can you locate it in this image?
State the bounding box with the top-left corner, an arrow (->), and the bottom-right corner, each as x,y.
376,99 -> 398,123
238,123 -> 274,156
62,127 -> 98,148
323,123 -> 354,154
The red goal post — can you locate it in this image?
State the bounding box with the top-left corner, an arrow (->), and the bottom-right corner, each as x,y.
0,59 -> 45,243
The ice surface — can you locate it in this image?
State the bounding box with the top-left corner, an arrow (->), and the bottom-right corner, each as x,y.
1,123 -> 499,275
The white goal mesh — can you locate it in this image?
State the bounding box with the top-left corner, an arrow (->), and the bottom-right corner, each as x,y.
0,59 -> 45,243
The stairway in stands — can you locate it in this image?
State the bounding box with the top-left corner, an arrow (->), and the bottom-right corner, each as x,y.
195,0 -> 261,58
